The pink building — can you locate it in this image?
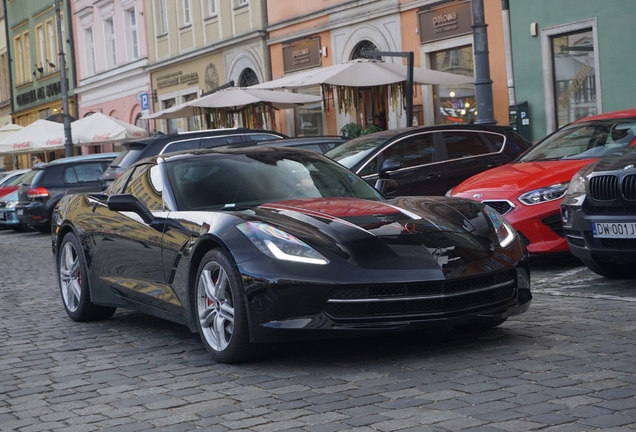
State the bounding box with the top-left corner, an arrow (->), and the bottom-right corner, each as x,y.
71,0 -> 152,152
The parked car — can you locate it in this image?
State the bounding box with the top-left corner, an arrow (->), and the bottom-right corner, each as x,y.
101,128 -> 287,183
325,124 -> 531,197
0,169 -> 30,199
561,147 -> 636,278
15,153 -> 118,233
228,135 -> 349,154
448,108 -> 636,255
52,146 -> 531,364
0,190 -> 28,231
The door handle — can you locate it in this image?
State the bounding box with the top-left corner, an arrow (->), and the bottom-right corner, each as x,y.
487,163 -> 502,168
426,173 -> 440,181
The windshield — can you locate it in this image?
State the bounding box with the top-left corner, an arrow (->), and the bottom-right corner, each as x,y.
104,145 -> 146,176
325,136 -> 387,170
166,152 -> 383,211
520,119 -> 636,162
0,173 -> 25,187
12,170 -> 37,186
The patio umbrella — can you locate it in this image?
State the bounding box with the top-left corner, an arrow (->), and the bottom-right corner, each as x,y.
0,124 -> 24,144
143,87 -> 322,120
250,58 -> 473,90
0,119 -> 65,154
72,113 -> 149,146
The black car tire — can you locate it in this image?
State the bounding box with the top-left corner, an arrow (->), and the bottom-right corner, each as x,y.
194,248 -> 253,363
57,232 -> 117,322
582,258 -> 636,279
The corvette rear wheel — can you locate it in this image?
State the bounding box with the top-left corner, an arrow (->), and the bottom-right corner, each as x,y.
58,232 -> 117,321
582,258 -> 636,279
195,249 -> 252,363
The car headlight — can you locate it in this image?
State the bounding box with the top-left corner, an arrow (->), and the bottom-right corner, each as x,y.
236,221 -> 329,265
483,205 -> 516,248
6,201 -> 17,209
565,170 -> 587,199
445,188 -> 454,197
518,183 -> 569,205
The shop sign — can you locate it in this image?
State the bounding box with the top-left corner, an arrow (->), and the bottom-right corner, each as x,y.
418,1 -> 473,44
16,80 -> 66,106
283,38 -> 321,73
156,71 -> 200,90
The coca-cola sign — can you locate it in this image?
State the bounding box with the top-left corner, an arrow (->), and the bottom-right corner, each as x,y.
46,138 -> 63,146
92,134 -> 111,141
13,142 -> 32,150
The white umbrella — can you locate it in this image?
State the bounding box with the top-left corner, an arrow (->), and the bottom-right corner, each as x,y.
0,119 -> 65,154
250,58 -> 473,90
72,113 -> 149,146
0,124 -> 24,145
142,87 -> 322,120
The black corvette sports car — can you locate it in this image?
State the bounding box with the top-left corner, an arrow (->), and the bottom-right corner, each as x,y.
52,147 -> 532,363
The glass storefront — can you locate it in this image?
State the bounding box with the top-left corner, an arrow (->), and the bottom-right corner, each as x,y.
551,29 -> 596,129
294,87 -> 323,136
431,45 -> 475,125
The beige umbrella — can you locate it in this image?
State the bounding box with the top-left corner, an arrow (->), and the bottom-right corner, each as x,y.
143,87 -> 322,120
72,113 -> 148,146
0,119 -> 65,154
250,58 -> 473,89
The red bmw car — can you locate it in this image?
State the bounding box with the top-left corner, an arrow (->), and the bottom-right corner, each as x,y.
448,108 -> 636,254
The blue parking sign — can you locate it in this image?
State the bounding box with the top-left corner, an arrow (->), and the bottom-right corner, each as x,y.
141,93 -> 149,111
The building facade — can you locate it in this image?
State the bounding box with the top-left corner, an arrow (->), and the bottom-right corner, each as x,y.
144,0 -> 270,133
71,0 -> 152,151
509,0 -> 636,141
264,0 -> 510,136
0,1 -> 11,128
4,0 -> 76,168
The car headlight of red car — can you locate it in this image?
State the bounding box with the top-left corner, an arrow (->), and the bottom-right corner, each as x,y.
236,221 -> 330,265
483,205 -> 516,248
518,183 -> 569,205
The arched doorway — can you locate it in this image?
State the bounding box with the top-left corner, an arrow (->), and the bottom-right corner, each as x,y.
238,68 -> 259,87
349,40 -> 387,131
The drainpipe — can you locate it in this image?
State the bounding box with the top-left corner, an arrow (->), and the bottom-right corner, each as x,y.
472,0 -> 496,124
502,0 -> 516,105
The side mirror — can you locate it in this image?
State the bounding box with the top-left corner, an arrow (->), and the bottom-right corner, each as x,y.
107,194 -> 154,224
374,178 -> 399,197
379,158 -> 402,174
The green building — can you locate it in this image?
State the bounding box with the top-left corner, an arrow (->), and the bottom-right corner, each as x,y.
509,0 -> 635,142
4,0 -> 76,166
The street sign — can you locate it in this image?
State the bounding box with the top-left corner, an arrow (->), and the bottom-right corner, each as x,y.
140,93 -> 149,111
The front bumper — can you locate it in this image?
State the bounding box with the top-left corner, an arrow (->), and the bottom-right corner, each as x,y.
563,206 -> 636,264
242,262 -> 532,343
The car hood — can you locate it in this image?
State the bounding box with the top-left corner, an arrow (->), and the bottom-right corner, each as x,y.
452,160 -> 596,193
238,196 -> 518,275
586,148 -> 636,174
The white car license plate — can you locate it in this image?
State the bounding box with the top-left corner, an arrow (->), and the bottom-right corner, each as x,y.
592,222 -> 636,238
16,209 -> 23,216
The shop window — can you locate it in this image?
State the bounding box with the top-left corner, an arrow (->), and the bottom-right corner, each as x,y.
431,45 -> 475,125
164,98 -> 178,133
552,29 -> 596,129
294,87 -> 323,136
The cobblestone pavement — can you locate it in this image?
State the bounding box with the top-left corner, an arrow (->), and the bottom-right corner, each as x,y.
1,229 -> 636,432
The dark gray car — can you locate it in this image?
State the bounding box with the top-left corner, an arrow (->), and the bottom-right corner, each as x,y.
15,153 -> 118,233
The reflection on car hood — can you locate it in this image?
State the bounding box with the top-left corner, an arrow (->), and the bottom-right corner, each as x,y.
453,160 -> 595,193
246,196 -> 507,273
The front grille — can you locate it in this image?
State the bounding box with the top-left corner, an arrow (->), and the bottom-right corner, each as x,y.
517,231 -> 531,246
484,200 -> 513,215
590,237 -> 636,250
324,269 -> 517,320
589,175 -> 618,201
623,175 -> 636,200
541,213 -> 565,237
585,206 -> 636,215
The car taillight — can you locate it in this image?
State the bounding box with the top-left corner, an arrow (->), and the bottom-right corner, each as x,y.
27,186 -> 49,199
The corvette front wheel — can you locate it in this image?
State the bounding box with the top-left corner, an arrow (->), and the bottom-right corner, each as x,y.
195,249 -> 253,363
